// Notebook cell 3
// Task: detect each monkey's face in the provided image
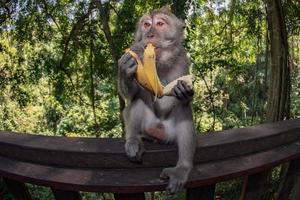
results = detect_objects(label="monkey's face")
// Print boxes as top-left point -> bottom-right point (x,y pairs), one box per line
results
135,12 -> 185,56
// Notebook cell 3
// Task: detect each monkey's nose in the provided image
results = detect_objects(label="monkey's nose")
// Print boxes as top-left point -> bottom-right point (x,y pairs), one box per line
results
147,33 -> 154,38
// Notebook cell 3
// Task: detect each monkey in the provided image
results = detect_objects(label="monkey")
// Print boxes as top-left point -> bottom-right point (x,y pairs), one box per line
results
118,6 -> 196,193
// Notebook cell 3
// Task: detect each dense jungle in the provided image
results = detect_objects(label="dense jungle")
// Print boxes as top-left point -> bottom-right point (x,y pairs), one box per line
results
0,0 -> 299,199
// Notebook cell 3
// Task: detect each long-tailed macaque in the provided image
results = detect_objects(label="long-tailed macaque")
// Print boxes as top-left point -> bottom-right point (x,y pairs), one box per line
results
118,6 -> 196,193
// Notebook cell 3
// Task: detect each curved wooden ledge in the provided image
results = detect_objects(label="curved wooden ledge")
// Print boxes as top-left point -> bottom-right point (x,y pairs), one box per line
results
0,119 -> 300,193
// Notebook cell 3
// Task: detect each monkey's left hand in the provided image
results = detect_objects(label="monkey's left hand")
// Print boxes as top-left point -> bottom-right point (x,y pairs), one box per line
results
172,80 -> 194,102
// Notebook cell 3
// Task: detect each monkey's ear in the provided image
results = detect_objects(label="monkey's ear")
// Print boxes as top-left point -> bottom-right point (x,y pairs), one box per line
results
134,24 -> 142,42
180,19 -> 186,30
134,15 -> 147,43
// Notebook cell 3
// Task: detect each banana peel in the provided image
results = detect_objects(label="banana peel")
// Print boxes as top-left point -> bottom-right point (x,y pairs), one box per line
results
126,43 -> 195,98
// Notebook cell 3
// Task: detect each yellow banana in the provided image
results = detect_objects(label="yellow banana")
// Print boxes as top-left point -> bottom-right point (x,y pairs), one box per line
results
142,43 -> 164,97
126,43 -> 163,98
125,43 -> 195,98
125,48 -> 150,92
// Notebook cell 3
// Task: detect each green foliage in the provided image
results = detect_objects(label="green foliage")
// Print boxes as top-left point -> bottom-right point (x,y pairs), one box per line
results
216,178 -> 243,200
1,0 -> 299,135
27,184 -> 54,200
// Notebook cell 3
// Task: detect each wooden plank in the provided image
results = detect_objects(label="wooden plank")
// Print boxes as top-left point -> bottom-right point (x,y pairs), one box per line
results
0,141 -> 299,193
240,170 -> 269,200
4,178 -> 32,200
51,189 -> 81,200
0,120 -> 299,169
114,193 -> 145,200
186,184 -> 215,200
277,158 -> 300,200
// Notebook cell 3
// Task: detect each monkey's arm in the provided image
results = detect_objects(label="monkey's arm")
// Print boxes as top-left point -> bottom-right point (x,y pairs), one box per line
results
117,53 -> 140,101
168,55 -> 194,103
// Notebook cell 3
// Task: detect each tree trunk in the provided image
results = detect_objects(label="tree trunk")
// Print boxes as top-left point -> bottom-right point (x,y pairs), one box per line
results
251,0 -> 291,198
95,0 -> 126,136
265,1 -> 297,199
265,0 -> 290,122
171,0 -> 188,20
89,23 -> 98,136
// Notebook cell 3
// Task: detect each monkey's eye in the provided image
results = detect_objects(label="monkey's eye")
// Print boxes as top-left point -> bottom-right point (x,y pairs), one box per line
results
144,22 -> 151,28
157,21 -> 164,27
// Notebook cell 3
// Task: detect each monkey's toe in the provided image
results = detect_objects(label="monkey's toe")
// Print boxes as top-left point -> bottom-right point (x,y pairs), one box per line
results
127,155 -> 143,164
167,180 -> 184,194
160,167 -> 188,193
125,140 -> 144,164
160,167 -> 172,180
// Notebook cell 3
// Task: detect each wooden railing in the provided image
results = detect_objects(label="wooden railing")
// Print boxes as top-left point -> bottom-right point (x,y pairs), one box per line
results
0,119 -> 300,200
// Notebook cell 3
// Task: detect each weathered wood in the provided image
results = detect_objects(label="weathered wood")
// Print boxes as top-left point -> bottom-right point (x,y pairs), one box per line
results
186,184 -> 215,200
0,120 -> 299,195
0,120 -> 299,169
241,170 -> 269,200
0,141 -> 299,193
277,158 -> 300,200
4,178 -> 32,200
51,189 -> 81,200
114,193 -> 145,200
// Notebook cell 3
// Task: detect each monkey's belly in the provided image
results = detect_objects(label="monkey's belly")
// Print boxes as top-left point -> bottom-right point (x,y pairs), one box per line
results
145,122 -> 167,140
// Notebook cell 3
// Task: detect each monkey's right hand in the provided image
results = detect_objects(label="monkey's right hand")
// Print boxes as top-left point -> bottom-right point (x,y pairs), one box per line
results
118,53 -> 137,79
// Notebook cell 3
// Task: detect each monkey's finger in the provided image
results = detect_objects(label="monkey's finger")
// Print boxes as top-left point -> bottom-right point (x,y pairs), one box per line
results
183,83 -> 194,97
168,181 -> 184,194
121,57 -> 137,77
128,155 -> 142,164
179,80 -> 194,98
181,80 -> 193,93
173,86 -> 184,100
126,64 -> 137,77
136,145 -> 145,160
130,43 -> 144,53
177,81 -> 189,99
134,154 -> 143,163
167,184 -> 177,194
127,149 -> 143,164
125,141 -> 139,155
160,174 -> 169,180
159,172 -> 169,180
127,58 -> 137,69
160,168 -> 171,180
122,55 -> 137,68
176,183 -> 184,193
118,53 -> 132,65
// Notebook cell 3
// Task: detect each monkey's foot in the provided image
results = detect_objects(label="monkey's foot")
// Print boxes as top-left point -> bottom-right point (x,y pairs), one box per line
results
160,166 -> 190,194
125,139 -> 144,163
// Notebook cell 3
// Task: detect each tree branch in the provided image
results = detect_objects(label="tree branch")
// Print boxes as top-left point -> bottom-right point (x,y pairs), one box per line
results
94,0 -> 126,136
40,0 -> 64,36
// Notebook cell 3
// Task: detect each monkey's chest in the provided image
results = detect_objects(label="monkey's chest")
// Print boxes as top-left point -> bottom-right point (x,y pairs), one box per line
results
153,96 -> 177,118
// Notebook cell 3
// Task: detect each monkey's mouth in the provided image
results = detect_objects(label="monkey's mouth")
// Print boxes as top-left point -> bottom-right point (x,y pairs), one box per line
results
144,44 -> 161,53
154,47 -> 160,53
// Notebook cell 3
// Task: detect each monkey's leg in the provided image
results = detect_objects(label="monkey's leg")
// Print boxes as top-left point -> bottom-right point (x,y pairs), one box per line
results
124,99 -> 158,163
123,100 -> 144,163
160,107 -> 196,193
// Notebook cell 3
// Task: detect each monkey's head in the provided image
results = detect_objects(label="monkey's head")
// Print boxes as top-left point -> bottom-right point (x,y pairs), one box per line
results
134,6 -> 185,64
